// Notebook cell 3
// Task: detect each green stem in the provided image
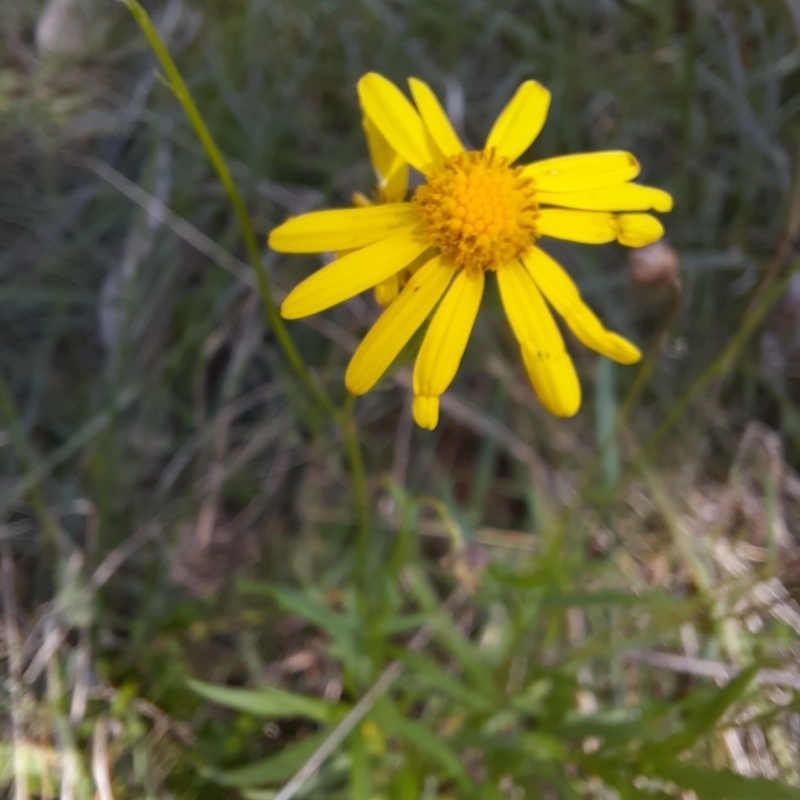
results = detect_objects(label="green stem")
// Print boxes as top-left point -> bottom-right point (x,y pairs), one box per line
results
123,0 -> 374,592
123,0 -> 331,414
342,394 -> 370,567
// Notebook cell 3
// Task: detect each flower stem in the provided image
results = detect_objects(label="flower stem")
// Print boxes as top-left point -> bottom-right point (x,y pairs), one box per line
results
123,0 -> 372,587
122,0 -> 332,415
342,394 -> 371,575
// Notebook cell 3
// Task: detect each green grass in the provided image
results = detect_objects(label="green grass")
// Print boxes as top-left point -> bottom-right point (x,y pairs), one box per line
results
2,0 -> 800,797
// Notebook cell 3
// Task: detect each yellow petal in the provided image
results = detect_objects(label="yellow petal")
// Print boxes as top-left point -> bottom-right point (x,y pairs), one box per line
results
523,151 -> 640,191
373,273 -> 401,307
413,395 -> 440,430
485,80 -> 551,163
413,270 -> 484,398
384,161 -> 410,202
358,72 -> 435,175
269,204 -> 419,253
520,346 -> 581,418
408,77 -> 464,159
523,248 -> 641,364
281,229 -> 430,319
536,209 -> 618,244
497,260 -> 581,417
617,213 -> 665,247
347,257 -> 455,395
363,115 -> 409,202
363,115 -> 399,183
537,183 -> 673,213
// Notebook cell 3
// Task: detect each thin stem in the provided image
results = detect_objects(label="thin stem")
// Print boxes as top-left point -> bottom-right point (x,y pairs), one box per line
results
342,394 -> 370,569
122,0 -> 332,414
122,0 -> 374,592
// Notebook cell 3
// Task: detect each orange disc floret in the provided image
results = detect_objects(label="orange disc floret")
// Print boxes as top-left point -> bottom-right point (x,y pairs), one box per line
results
413,148 -> 538,274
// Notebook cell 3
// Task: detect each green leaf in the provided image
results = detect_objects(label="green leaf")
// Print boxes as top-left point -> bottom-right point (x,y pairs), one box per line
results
350,724 -> 370,800
376,613 -> 430,636
641,664 -> 759,764
214,731 -> 329,787
554,710 -> 655,748
425,617 -> 497,700
375,702 -> 470,788
188,678 -> 339,723
523,732 -> 568,761
262,586 -> 356,644
397,649 -> 492,712
237,583 -> 366,678
511,678 -> 552,716
391,569 -> 495,700
651,764 -> 800,800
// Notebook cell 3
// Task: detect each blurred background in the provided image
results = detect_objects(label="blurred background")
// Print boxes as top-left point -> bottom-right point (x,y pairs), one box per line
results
3,0 -> 800,797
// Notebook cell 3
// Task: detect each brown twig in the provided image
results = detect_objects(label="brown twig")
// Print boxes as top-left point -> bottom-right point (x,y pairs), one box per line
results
78,154 -> 253,285
90,522 -> 162,590
91,719 -> 115,800
626,650 -> 800,691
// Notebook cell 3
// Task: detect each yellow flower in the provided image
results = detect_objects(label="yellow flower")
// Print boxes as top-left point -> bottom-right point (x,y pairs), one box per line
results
269,73 -> 672,430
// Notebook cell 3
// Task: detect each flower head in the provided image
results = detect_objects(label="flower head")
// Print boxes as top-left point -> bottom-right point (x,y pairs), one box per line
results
416,149 -> 538,274
269,73 -> 672,429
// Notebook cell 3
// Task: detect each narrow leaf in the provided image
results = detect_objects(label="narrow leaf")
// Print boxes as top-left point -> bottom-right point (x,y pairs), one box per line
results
641,665 -> 759,763
214,731 -> 330,787
188,679 -> 338,723
554,712 -> 654,748
397,649 -> 492,712
376,702 -> 470,787
267,586 -> 356,644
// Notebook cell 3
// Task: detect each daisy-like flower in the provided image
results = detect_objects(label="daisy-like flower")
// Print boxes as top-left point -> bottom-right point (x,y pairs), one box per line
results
269,73 -> 672,429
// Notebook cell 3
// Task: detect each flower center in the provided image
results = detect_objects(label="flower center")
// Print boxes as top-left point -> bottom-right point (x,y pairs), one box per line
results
413,149 -> 538,273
